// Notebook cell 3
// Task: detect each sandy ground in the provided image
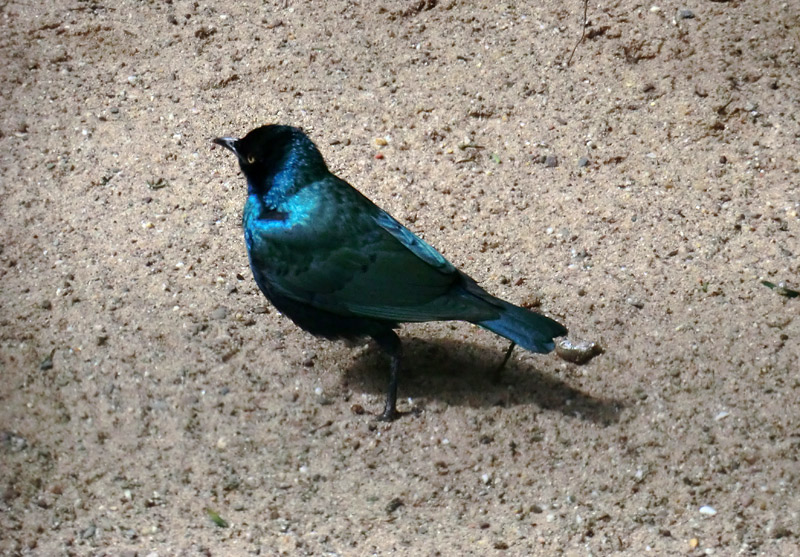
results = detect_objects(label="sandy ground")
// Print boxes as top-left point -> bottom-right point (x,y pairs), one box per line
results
1,0 -> 799,555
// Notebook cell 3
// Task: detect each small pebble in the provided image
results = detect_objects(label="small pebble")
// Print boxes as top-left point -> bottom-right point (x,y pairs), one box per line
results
385,497 -> 404,513
770,524 -> 792,539
555,339 -> 603,365
699,505 -> 717,516
626,297 -> 645,309
210,306 -> 228,320
678,9 -> 695,19
81,524 -> 96,539
544,154 -> 558,168
577,157 -> 589,167
39,350 -> 55,371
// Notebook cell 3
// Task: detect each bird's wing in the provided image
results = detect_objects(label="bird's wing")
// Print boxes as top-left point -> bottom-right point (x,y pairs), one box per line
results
247,182 -> 498,323
371,211 -> 456,275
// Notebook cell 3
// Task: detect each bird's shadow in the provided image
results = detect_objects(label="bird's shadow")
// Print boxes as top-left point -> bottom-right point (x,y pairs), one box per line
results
342,337 -> 624,425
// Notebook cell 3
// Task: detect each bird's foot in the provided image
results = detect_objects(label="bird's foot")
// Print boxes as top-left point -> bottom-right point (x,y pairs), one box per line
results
377,405 -> 401,422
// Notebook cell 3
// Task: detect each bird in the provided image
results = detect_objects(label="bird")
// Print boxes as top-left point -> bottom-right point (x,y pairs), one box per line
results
213,125 -> 567,420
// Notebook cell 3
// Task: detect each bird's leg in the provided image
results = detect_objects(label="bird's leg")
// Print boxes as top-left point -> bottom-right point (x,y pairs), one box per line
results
492,341 -> 516,384
381,351 -> 401,421
373,330 -> 402,421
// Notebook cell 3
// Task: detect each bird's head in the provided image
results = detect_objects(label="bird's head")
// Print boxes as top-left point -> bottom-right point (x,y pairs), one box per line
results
213,125 -> 326,194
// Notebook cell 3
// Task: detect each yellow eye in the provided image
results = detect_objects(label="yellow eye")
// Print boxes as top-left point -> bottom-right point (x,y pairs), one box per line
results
246,155 -> 256,164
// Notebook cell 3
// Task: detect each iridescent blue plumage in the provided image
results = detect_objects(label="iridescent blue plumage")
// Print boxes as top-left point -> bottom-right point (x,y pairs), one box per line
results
214,125 -> 567,420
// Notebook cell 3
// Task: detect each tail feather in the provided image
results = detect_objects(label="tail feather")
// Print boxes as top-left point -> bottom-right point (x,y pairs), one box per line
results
476,297 -> 567,353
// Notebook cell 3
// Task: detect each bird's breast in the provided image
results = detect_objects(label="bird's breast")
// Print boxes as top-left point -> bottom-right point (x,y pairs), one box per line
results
242,191 -> 325,282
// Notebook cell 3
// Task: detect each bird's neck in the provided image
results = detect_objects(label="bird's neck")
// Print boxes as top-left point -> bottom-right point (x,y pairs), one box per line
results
248,145 -> 328,202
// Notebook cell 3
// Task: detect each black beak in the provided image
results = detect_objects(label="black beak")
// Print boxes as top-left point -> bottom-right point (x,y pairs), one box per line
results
213,136 -> 240,157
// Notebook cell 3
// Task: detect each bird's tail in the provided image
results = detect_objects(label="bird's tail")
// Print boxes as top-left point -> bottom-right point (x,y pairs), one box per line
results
475,297 -> 567,354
